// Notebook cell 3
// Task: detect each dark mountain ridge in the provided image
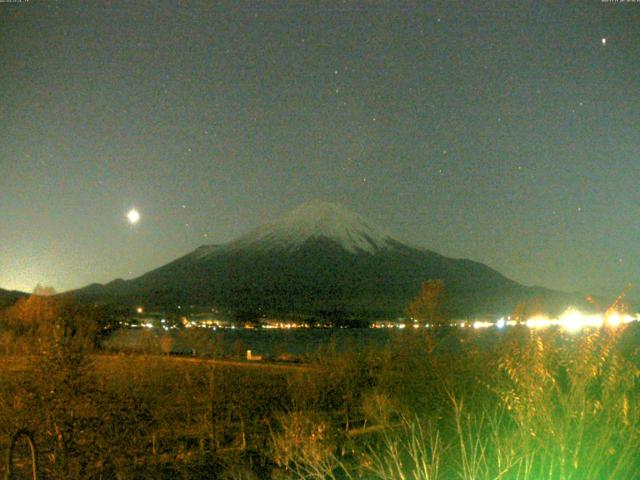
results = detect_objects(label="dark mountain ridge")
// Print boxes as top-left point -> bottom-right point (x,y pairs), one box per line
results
0,288 -> 28,309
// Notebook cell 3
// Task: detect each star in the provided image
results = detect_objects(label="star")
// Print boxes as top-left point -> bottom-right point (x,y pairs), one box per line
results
601,38 -> 607,45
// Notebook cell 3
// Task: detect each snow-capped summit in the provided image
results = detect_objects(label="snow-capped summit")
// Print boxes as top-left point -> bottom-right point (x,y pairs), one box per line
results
200,201 -> 399,257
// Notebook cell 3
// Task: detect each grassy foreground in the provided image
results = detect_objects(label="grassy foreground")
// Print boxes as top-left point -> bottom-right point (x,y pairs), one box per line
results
0,325 -> 638,479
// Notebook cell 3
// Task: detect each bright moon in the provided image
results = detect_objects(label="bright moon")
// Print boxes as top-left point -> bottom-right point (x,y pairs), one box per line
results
127,208 -> 141,225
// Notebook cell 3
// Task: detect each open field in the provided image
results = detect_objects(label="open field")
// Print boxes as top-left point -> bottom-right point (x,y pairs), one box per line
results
0,325 -> 639,479
2,353 -> 319,375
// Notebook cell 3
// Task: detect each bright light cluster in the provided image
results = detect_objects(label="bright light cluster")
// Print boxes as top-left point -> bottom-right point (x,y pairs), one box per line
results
472,309 -> 639,332
473,321 -> 493,329
375,310 -> 639,332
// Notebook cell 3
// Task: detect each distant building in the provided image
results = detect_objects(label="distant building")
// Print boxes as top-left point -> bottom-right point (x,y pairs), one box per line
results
246,350 -> 262,361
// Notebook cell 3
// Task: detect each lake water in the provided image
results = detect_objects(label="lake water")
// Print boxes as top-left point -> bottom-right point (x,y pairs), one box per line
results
107,327 -> 398,358
105,326 -> 506,358
105,323 -> 640,359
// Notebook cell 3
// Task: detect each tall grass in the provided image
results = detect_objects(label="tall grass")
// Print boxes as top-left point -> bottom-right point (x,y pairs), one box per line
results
494,327 -> 639,479
283,326 -> 640,479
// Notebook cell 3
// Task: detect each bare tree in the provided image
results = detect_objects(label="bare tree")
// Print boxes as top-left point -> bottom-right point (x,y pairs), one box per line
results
405,280 -> 445,326
1,286 -> 58,339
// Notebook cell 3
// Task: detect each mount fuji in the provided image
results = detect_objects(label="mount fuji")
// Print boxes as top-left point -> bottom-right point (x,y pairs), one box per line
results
74,201 -> 580,321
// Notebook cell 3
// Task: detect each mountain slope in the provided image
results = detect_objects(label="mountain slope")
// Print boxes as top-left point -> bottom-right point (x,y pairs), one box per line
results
74,202 -> 584,320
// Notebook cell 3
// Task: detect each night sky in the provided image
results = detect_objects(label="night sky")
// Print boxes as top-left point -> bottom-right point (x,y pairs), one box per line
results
1,1 -> 638,298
